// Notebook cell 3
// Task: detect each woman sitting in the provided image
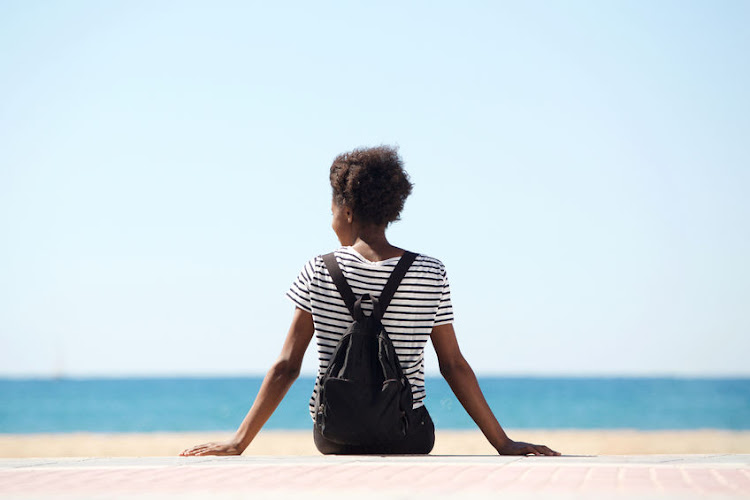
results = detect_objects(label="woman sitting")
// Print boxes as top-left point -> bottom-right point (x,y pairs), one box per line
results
181,145 -> 559,456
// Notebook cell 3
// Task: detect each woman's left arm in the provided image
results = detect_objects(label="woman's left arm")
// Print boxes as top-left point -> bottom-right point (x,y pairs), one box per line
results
180,307 -> 315,456
431,323 -> 559,456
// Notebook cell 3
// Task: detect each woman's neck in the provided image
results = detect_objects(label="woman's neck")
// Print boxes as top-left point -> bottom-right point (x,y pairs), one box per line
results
350,227 -> 403,262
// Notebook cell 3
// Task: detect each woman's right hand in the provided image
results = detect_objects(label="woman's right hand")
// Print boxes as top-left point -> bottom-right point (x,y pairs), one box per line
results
180,440 -> 243,456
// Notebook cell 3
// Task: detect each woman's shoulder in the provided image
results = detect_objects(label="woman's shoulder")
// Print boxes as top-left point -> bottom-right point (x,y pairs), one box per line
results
410,252 -> 448,277
326,247 -> 448,277
412,251 -> 446,267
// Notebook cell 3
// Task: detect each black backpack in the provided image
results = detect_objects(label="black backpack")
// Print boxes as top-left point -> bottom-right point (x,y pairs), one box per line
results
314,251 -> 418,446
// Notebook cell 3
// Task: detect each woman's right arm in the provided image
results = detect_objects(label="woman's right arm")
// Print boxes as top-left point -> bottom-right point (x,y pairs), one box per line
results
180,307 -> 315,456
430,323 -> 559,456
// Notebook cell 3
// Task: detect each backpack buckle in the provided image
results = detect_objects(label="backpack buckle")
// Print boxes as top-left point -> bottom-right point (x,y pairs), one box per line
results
353,294 -> 382,321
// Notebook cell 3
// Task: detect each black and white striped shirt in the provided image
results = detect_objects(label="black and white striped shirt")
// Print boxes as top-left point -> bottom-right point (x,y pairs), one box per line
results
286,246 -> 454,420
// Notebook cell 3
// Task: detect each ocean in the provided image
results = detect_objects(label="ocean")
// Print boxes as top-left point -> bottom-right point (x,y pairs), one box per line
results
1,377 -> 748,434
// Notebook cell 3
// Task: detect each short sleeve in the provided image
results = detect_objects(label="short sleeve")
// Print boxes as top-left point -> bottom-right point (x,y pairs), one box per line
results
286,258 -> 316,313
434,267 -> 454,326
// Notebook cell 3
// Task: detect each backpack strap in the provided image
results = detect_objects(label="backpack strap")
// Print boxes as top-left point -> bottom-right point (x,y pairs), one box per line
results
322,252 -> 357,316
322,251 -> 418,321
378,251 -> 417,314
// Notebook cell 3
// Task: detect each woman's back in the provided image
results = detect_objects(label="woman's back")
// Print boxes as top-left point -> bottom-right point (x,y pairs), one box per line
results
287,246 -> 454,416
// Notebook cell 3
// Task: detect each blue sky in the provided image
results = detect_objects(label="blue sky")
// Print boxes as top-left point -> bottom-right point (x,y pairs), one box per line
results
1,1 -> 748,377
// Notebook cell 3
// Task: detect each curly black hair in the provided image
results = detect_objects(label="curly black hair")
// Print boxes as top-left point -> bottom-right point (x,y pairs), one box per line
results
330,145 -> 413,226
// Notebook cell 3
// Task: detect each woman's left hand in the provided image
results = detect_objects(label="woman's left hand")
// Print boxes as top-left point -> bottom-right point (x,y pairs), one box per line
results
496,439 -> 560,456
180,440 -> 243,456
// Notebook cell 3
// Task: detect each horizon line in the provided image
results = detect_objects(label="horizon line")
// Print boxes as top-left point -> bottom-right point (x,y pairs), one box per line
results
1,372 -> 749,381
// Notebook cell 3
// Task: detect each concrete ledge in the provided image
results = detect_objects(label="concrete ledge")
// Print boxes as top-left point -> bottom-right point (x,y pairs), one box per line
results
1,455 -> 749,499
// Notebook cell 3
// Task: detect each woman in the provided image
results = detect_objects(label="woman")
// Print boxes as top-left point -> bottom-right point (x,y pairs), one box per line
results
181,146 -> 559,456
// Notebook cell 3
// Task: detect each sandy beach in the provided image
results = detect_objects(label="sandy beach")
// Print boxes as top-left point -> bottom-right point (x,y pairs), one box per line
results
1,429 -> 749,457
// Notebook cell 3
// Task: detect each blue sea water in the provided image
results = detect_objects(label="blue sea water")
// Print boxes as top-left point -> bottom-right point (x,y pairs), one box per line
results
0,377 -> 748,433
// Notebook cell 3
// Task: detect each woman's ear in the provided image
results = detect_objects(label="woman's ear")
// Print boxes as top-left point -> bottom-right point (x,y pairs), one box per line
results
345,207 -> 353,224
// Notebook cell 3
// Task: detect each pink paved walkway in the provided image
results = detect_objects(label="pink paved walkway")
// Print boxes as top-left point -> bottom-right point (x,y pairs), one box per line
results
1,454 -> 749,499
